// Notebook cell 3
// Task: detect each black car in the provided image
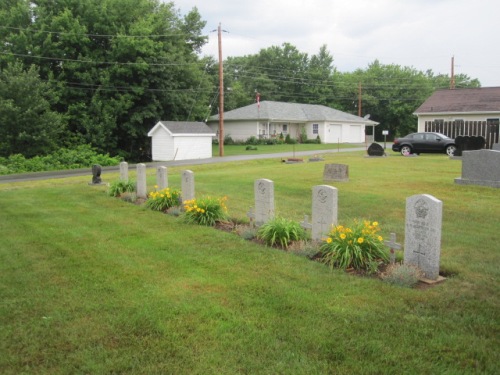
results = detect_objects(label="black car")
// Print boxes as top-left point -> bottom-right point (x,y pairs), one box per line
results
392,132 -> 456,156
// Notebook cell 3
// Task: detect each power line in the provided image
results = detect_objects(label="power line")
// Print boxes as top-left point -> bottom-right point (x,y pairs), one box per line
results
0,25 -> 192,39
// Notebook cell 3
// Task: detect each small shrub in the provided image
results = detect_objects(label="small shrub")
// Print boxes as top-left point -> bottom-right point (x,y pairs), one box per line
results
245,145 -> 258,151
183,196 -> 228,226
145,186 -> 182,212
381,263 -> 423,288
257,216 -> 307,249
320,219 -> 388,271
239,227 -> 257,240
245,136 -> 259,145
108,180 -> 136,197
224,134 -> 235,145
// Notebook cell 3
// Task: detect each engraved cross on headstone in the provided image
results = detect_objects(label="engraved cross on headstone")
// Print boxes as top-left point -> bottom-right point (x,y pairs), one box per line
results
384,232 -> 401,264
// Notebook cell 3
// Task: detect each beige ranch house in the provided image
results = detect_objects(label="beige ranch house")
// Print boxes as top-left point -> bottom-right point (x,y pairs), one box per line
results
207,101 -> 378,144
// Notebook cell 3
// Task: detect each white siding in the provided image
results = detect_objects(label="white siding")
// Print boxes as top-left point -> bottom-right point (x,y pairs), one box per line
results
172,136 -> 212,160
151,127 -> 175,161
151,128 -> 213,161
208,121 -> 259,142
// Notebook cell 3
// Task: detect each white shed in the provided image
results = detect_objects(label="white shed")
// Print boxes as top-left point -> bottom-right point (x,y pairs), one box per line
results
148,121 -> 215,161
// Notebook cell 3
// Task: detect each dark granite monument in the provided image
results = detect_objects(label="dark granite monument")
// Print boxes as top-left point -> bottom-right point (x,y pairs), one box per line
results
454,136 -> 485,156
367,143 -> 386,157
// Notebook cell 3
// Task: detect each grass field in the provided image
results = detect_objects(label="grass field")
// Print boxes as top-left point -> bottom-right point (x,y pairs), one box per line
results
1,151 -> 499,374
212,142 -> 365,156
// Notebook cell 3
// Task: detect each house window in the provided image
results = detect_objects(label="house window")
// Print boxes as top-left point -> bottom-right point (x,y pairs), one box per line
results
282,124 -> 288,132
313,124 -> 319,134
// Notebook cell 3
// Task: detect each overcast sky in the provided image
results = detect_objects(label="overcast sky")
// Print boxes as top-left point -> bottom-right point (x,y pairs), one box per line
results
170,0 -> 499,87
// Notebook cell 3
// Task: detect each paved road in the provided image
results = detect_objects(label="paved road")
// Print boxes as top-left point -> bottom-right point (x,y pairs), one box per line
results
0,146 -> 367,183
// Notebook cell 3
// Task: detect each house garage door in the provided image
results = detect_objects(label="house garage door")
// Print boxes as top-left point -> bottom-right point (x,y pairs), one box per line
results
328,124 -> 342,143
349,125 -> 362,143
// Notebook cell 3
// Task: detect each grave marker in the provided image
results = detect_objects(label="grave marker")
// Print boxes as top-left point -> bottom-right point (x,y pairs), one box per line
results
367,143 -> 386,157
157,166 -> 168,190
323,164 -> 349,182
254,179 -> 275,226
136,163 -> 147,199
181,170 -> 195,202
454,149 -> 500,188
309,185 -> 337,240
119,161 -> 128,182
90,164 -> 102,185
404,194 -> 443,281
384,233 -> 401,264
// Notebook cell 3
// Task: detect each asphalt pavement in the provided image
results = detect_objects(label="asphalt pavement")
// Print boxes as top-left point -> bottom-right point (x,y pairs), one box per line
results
0,146 -> 367,184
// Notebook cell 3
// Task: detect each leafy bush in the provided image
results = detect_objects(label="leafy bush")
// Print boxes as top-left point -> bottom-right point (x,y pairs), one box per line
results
0,145 -> 121,175
224,134 -> 235,145
183,196 -> 228,226
245,136 -> 259,145
245,145 -> 258,151
381,263 -> 423,288
320,220 -> 388,271
145,186 -> 182,212
108,180 -> 136,197
257,216 -> 307,249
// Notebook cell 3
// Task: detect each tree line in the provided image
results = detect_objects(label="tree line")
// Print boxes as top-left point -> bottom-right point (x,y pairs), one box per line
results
0,0 -> 480,161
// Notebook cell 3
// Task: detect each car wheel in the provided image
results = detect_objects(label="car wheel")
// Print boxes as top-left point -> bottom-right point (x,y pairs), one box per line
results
446,145 -> 456,157
400,145 -> 412,156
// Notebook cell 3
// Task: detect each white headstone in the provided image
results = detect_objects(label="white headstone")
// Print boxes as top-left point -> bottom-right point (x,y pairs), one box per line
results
157,166 -> 168,190
136,163 -> 147,199
181,170 -> 195,202
311,185 -> 338,240
254,179 -> 275,225
119,161 -> 128,181
404,194 -> 442,280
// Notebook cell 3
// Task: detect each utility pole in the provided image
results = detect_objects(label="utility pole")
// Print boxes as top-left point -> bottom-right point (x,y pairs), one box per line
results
450,56 -> 456,89
217,23 -> 224,156
358,82 -> 362,117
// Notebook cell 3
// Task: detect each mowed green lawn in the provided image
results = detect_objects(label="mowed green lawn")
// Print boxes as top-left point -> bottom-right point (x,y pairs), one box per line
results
0,151 -> 498,374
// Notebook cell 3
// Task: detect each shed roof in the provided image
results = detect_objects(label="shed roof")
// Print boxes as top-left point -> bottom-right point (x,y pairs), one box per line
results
148,121 -> 215,136
414,87 -> 500,114
208,101 -> 378,125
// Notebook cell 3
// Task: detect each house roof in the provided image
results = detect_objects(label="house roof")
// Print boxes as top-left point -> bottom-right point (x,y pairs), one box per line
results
208,101 -> 379,125
414,87 -> 500,114
148,121 -> 215,136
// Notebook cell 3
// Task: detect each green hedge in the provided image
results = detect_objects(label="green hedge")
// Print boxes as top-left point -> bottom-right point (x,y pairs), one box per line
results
0,145 -> 121,175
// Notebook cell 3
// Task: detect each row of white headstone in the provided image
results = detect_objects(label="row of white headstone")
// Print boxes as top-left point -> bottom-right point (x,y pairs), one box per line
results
117,163 -> 443,281
119,162 -> 195,202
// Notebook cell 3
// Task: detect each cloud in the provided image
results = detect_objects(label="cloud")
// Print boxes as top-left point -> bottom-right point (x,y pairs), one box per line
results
171,0 -> 500,86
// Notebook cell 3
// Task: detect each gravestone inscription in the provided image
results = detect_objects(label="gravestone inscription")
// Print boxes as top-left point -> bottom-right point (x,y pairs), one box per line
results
309,185 -> 338,240
404,194 -> 443,280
